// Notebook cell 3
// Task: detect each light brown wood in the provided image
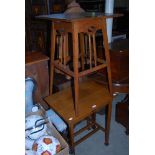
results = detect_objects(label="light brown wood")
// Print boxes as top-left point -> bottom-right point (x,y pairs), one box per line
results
88,34 -> 92,68
49,23 -> 56,95
59,35 -> 63,63
63,34 -> 67,65
101,20 -> 113,96
45,79 -> 112,152
44,79 -> 112,125
79,33 -> 85,70
79,63 -> 107,77
92,34 -> 97,66
72,22 -> 80,116
53,61 -> 74,77
37,12 -> 119,153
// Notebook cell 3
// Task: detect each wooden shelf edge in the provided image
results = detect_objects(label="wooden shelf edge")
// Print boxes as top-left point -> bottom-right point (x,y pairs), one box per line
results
44,79 -> 112,124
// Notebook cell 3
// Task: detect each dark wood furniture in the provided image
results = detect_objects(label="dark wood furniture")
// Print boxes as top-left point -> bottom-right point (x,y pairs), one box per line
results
115,94 -> 129,135
52,0 -> 66,13
25,52 -> 50,99
110,39 -> 129,93
25,0 -> 50,53
25,0 -> 53,54
96,39 -> 129,94
77,0 -> 105,12
107,39 -> 129,134
37,12 -> 121,153
25,0 -> 66,54
108,39 -> 129,135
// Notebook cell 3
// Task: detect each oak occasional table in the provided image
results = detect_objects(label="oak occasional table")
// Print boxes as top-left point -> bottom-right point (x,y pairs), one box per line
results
37,12 -> 122,154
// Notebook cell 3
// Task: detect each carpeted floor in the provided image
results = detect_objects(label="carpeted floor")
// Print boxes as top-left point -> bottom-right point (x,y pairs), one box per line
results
73,93 -> 129,155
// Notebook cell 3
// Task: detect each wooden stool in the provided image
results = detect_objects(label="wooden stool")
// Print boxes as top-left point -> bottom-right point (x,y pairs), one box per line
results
45,79 -> 112,154
37,12 -> 121,154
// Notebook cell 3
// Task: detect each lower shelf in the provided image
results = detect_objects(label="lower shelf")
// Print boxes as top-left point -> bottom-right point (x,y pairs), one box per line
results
44,79 -> 112,125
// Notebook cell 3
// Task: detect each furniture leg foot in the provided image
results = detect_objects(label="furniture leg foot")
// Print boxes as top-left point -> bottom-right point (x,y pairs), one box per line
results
69,147 -> 75,155
104,142 -> 109,145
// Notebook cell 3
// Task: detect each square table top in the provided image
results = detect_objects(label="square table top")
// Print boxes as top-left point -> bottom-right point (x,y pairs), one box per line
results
36,12 -> 122,22
44,79 -> 112,124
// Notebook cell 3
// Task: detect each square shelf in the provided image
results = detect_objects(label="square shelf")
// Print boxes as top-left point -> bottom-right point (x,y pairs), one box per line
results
44,79 -> 112,125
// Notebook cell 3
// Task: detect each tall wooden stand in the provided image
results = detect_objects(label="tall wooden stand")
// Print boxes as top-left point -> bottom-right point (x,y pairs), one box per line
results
37,13 -> 121,154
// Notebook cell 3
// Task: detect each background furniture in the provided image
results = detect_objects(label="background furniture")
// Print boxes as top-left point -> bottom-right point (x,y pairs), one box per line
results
89,38 -> 129,134
103,39 -> 129,133
109,39 -> 129,93
25,0 -> 49,53
25,52 -> 49,103
91,39 -> 129,94
77,0 -> 105,12
115,94 -> 129,135
25,0 -> 66,54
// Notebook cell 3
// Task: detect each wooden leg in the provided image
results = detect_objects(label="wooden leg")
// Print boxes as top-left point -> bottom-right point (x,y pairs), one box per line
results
92,34 -> 97,66
101,19 -> 113,96
86,116 -> 92,130
68,124 -> 75,154
105,103 -> 112,145
49,24 -> 56,95
72,29 -> 79,116
59,35 -> 63,63
88,34 -> 92,68
91,113 -> 97,129
63,34 -> 68,66
84,34 -> 88,65
79,33 -> 85,70
86,113 -> 97,130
